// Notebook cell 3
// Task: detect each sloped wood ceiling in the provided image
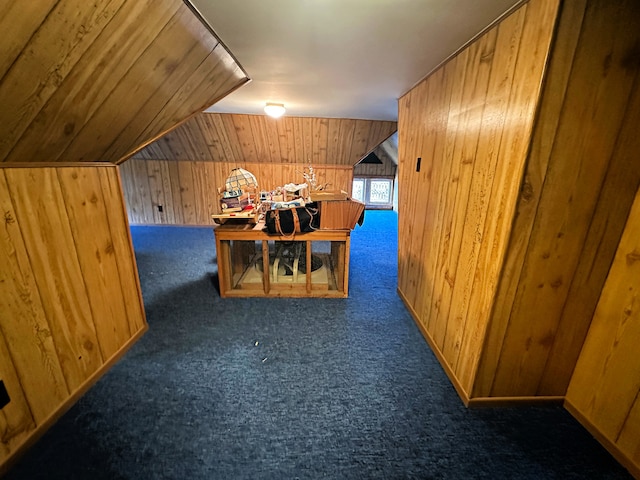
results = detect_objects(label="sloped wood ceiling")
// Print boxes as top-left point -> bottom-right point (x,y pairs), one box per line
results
0,0 -> 249,165
133,113 -> 397,166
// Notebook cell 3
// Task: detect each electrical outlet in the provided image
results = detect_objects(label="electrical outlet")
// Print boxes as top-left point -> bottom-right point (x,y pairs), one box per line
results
0,380 -> 10,409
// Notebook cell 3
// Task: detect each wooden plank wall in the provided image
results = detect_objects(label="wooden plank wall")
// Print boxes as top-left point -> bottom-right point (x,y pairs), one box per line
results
0,165 -> 146,472
120,159 -> 354,225
565,186 -> 640,479
354,145 -> 397,178
397,0 -> 560,398
474,0 -> 640,399
0,0 -> 249,165
132,113 -> 397,166
122,113 -> 395,225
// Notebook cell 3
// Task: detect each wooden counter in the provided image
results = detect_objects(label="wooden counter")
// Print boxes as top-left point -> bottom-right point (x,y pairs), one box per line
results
214,222 -> 351,298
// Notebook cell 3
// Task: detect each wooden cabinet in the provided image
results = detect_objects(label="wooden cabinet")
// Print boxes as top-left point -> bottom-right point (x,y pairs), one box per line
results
214,223 -> 351,298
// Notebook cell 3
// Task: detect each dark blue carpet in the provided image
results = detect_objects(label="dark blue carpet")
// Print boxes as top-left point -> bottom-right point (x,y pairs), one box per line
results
6,211 -> 632,479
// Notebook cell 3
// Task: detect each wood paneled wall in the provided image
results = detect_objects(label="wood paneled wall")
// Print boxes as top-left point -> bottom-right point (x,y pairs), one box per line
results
399,0 -> 640,472
397,0 -> 560,397
120,159 -> 354,225
123,112 -> 395,225
564,186 -> 640,479
0,165 -> 146,472
0,0 -> 248,165
474,0 -> 640,398
0,0 -> 248,471
132,113 -> 397,166
354,145 -> 397,178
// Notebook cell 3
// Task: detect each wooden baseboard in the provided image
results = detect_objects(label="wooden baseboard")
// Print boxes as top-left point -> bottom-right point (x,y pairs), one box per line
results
467,396 -> 564,408
0,325 -> 148,477
397,287 -> 472,406
397,288 -> 638,478
564,399 -> 640,480
397,287 -> 567,409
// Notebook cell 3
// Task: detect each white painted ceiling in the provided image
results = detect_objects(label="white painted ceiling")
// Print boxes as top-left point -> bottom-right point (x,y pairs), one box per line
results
190,0 -> 523,121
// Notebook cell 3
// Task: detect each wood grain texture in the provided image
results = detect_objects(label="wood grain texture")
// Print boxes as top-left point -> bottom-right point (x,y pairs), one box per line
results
133,113 -> 397,166
473,0 -> 589,398
0,172 -> 69,423
477,0 -> 640,397
566,185 -> 640,470
353,145 -> 397,178
397,0 -> 559,395
0,165 -> 146,468
536,0 -> 640,396
5,167 -> 104,392
0,329 -> 36,463
0,0 -> 248,165
119,159 -> 355,225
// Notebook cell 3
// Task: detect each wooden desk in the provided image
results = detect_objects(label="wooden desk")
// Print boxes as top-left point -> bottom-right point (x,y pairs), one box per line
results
214,222 -> 351,298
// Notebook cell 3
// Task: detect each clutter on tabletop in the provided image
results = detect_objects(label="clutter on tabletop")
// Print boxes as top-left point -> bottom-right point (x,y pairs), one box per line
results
217,164 -> 333,218
219,167 -> 259,213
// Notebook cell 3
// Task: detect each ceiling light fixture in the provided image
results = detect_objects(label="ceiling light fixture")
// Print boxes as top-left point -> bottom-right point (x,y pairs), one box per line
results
264,102 -> 286,118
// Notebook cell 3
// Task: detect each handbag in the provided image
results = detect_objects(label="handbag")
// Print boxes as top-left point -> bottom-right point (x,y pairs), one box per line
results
265,205 -> 319,238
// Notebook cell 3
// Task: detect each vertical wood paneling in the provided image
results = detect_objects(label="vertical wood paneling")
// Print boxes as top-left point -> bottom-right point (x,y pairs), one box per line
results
265,117 -> 283,163
177,161 -> 197,225
121,113 -> 394,225
133,113 -> 397,166
397,83 -> 423,310
458,0 -> 561,390
412,66 -> 454,332
397,0 -> 560,395
353,145 -> 397,177
146,160 -> 165,224
124,159 -> 156,224
57,167 -> 134,359
472,0 -> 589,398
478,0 -> 640,397
566,186 -> 640,475
0,165 -> 146,469
326,118 -> 342,164
277,119 -> 294,163
618,398 -> 640,469
441,29 -> 496,368
0,329 -> 36,461
98,167 -> 146,334
120,159 -> 354,225
5,168 -> 104,391
537,0 -> 640,395
0,172 -> 69,422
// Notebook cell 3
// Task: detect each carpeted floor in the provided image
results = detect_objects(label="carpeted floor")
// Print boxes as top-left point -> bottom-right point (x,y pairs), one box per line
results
6,210 -> 633,479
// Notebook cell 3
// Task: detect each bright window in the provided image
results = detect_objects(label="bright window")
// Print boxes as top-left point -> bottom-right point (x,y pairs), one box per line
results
352,177 -> 394,209
369,179 -> 392,204
352,179 -> 365,203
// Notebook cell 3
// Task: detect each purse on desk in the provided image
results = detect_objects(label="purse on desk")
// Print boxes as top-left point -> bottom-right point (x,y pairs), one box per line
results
265,205 -> 319,239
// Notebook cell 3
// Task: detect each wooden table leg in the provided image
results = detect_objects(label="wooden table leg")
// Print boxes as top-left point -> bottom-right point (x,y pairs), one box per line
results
262,240 -> 270,294
306,240 -> 312,293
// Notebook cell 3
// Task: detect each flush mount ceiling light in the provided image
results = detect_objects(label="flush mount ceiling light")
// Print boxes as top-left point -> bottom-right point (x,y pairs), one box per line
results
264,102 -> 286,118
